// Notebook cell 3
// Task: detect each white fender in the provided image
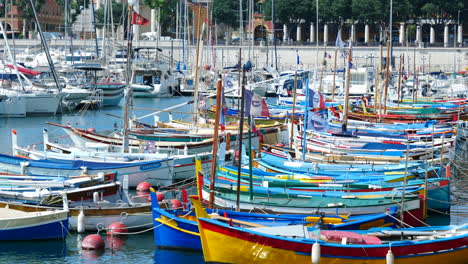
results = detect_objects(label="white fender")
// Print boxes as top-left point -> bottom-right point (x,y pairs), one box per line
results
20,162 -> 29,175
93,192 -> 100,204
11,129 -> 18,155
77,209 -> 86,233
386,249 -> 394,264
43,128 -> 49,151
311,241 -> 321,264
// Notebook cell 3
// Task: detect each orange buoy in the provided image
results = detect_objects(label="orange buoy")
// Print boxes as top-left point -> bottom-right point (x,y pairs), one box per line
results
107,222 -> 128,236
170,199 -> 182,209
136,182 -> 151,192
276,143 -> 285,147
445,164 -> 451,178
82,234 -> 105,250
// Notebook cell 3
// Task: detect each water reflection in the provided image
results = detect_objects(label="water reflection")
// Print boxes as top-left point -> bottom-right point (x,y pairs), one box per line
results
0,239 -> 67,261
154,248 -> 205,264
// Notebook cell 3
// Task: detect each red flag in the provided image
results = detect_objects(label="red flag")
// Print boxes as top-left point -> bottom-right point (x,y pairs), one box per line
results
131,12 -> 149,25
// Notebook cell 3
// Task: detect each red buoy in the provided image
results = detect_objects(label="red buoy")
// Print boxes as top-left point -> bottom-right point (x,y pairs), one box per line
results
82,234 -> 105,250
107,222 -> 128,236
86,127 -> 96,133
276,143 -> 285,147
106,235 -> 127,250
170,199 -> 182,209
136,182 -> 151,192
156,192 -> 165,202
137,191 -> 150,200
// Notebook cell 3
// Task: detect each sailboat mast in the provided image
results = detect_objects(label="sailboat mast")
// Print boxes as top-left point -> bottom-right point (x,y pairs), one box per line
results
343,44 -> 351,125
208,80 -> 223,209
331,48 -> 337,101
91,0 -> 99,57
235,68 -> 246,211
191,7 -> 203,128
301,76 -> 311,160
27,0 -> 61,92
289,66 -> 298,149
122,4 -> 134,153
383,39 -> 391,115
0,16 -> 25,91
397,55 -> 403,104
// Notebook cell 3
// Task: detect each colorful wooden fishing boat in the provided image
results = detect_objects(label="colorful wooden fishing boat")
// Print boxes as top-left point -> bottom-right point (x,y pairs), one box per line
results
0,152 -> 174,188
199,185 -> 425,226
196,214 -> 468,264
0,199 -> 69,240
150,191 -> 398,251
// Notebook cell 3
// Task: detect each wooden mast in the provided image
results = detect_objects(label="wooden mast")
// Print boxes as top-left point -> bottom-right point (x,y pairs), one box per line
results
331,49 -> 338,101
375,44 -> 382,118
235,67 -> 246,211
383,39 -> 391,115
192,7 -> 203,129
122,3 -> 134,153
289,72 -> 298,149
343,44 -> 352,125
208,80 -> 223,209
397,55 -> 403,105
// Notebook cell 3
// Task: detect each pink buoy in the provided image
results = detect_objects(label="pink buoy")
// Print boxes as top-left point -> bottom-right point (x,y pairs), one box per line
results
86,127 -> 96,133
170,199 -> 182,209
107,222 -> 128,236
156,192 -> 165,202
136,182 -> 151,192
82,234 -> 105,250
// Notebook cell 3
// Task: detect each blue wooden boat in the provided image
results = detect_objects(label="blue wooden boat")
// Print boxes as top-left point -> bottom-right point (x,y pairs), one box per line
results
0,201 -> 69,240
0,153 -> 174,187
150,190 -> 399,251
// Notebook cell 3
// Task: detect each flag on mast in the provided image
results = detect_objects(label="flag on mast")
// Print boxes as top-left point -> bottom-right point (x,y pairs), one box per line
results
335,29 -> 346,49
131,12 -> 149,25
245,90 -> 270,117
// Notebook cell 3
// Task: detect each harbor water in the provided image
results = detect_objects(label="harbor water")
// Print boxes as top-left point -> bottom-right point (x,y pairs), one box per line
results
0,96 -> 465,263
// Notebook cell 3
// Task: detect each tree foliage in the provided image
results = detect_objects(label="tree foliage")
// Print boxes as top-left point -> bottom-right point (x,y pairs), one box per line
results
213,0 -> 240,28
263,0 -> 314,25
56,0 -> 87,25
95,1 -> 127,30
143,0 -> 178,35
15,0 -> 46,32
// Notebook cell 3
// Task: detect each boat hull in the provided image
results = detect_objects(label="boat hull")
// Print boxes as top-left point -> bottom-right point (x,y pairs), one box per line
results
198,218 -> 468,264
0,209 -> 68,240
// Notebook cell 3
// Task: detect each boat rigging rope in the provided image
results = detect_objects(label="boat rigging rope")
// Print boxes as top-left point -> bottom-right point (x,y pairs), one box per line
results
95,209 -> 194,235
384,212 -> 413,228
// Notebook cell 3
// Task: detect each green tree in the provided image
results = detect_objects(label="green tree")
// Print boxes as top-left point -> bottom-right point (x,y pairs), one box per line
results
144,0 -> 178,36
16,0 -> 46,33
95,1 -> 128,30
264,0 -> 314,39
56,0 -> 87,25
213,0 -> 240,28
